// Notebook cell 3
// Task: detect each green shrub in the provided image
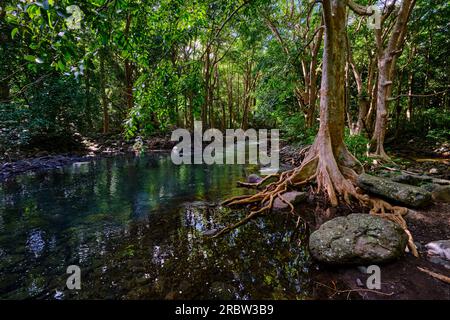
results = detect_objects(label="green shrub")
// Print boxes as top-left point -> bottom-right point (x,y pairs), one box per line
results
344,129 -> 371,163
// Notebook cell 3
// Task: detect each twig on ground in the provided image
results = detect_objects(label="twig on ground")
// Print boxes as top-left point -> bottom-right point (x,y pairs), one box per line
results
417,267 -> 450,284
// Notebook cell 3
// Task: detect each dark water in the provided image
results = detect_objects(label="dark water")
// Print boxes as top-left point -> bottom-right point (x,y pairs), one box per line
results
0,153 -> 312,299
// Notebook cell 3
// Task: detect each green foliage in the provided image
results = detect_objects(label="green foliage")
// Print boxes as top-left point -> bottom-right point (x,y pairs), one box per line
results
344,129 -> 371,164
282,113 -> 316,145
0,75 -> 95,152
0,0 -> 448,157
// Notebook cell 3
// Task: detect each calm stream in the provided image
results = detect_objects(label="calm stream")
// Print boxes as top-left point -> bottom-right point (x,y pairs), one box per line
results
0,153 -> 312,299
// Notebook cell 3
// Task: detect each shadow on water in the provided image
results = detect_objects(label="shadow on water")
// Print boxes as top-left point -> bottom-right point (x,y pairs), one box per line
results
0,153 -> 312,299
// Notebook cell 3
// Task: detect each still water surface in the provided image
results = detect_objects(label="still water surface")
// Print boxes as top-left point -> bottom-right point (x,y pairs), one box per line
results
0,153 -> 312,299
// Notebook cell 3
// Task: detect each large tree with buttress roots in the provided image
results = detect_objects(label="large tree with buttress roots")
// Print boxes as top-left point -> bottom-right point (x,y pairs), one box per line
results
218,0 -> 417,256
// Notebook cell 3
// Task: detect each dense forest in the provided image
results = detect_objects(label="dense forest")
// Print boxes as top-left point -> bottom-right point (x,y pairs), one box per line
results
0,0 -> 449,302
1,0 -> 448,153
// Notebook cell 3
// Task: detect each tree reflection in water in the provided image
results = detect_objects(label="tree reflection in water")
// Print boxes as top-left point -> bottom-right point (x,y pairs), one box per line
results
0,154 -> 311,299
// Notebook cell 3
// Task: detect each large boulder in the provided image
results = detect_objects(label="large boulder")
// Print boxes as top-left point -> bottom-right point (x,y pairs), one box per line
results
309,214 -> 408,265
357,173 -> 432,207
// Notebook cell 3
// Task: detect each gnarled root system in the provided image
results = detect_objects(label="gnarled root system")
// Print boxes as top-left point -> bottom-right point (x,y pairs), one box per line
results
215,142 -> 418,257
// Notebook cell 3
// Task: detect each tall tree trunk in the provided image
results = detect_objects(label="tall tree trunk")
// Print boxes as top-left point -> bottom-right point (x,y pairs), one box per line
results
394,73 -> 404,138
306,24 -> 324,128
406,71 -> 414,121
370,0 -> 416,158
100,49 -> 109,134
227,67 -> 234,128
296,0 -> 362,206
85,65 -> 92,130
347,33 -> 369,135
124,13 -> 134,112
241,61 -> 250,130
202,46 -> 211,129
124,60 -> 133,110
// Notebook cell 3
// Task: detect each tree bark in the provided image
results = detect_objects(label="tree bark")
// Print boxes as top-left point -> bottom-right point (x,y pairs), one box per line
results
370,0 -> 416,158
297,0 -> 362,206
100,49 -> 109,134
124,13 -> 134,112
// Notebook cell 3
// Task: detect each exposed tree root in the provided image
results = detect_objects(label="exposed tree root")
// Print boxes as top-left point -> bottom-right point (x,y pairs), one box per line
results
236,173 -> 279,188
215,142 -> 418,257
417,267 -> 450,285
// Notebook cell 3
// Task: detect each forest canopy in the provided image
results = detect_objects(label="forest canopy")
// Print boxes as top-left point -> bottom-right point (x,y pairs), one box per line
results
0,0 -> 448,154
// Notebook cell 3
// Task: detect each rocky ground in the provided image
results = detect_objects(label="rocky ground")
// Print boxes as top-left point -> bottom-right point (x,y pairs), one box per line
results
1,135 -> 449,299
279,140 -> 450,300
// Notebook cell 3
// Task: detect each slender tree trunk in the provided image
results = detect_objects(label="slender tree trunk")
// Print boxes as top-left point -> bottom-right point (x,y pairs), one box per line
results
347,33 -> 368,135
85,65 -> 92,130
227,67 -> 234,128
394,73 -> 404,137
202,46 -> 211,129
0,9 -> 10,104
237,73 -> 240,125
306,25 -> 324,128
100,49 -> 109,134
188,92 -> 194,131
407,71 -> 414,121
371,53 -> 390,157
124,14 -> 134,112
241,61 -> 250,130
370,0 -> 416,158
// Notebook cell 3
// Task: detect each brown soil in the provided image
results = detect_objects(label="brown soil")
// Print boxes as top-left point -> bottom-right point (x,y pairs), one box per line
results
284,138 -> 450,300
312,255 -> 450,300
308,202 -> 450,300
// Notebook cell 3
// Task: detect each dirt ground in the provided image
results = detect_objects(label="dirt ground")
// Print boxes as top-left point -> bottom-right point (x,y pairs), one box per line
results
310,202 -> 450,300
306,140 -> 450,300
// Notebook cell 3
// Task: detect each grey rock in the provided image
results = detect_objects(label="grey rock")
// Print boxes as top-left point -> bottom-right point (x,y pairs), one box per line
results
357,173 -> 432,207
427,256 -> 450,269
391,174 -> 434,186
426,240 -> 450,260
247,174 -> 262,183
356,278 -> 364,287
309,214 -> 408,265
431,185 -> 450,203
270,191 -> 307,210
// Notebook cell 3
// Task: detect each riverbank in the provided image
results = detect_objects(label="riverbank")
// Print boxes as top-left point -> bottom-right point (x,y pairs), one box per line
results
0,134 -> 176,181
1,136 -> 449,300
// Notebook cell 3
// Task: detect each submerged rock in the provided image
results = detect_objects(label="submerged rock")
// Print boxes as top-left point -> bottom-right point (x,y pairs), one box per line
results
210,282 -> 236,300
309,214 -> 408,265
425,240 -> 450,269
426,240 -> 450,260
268,191 -> 307,210
357,173 -> 432,207
247,174 -> 262,183
202,229 -> 219,237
